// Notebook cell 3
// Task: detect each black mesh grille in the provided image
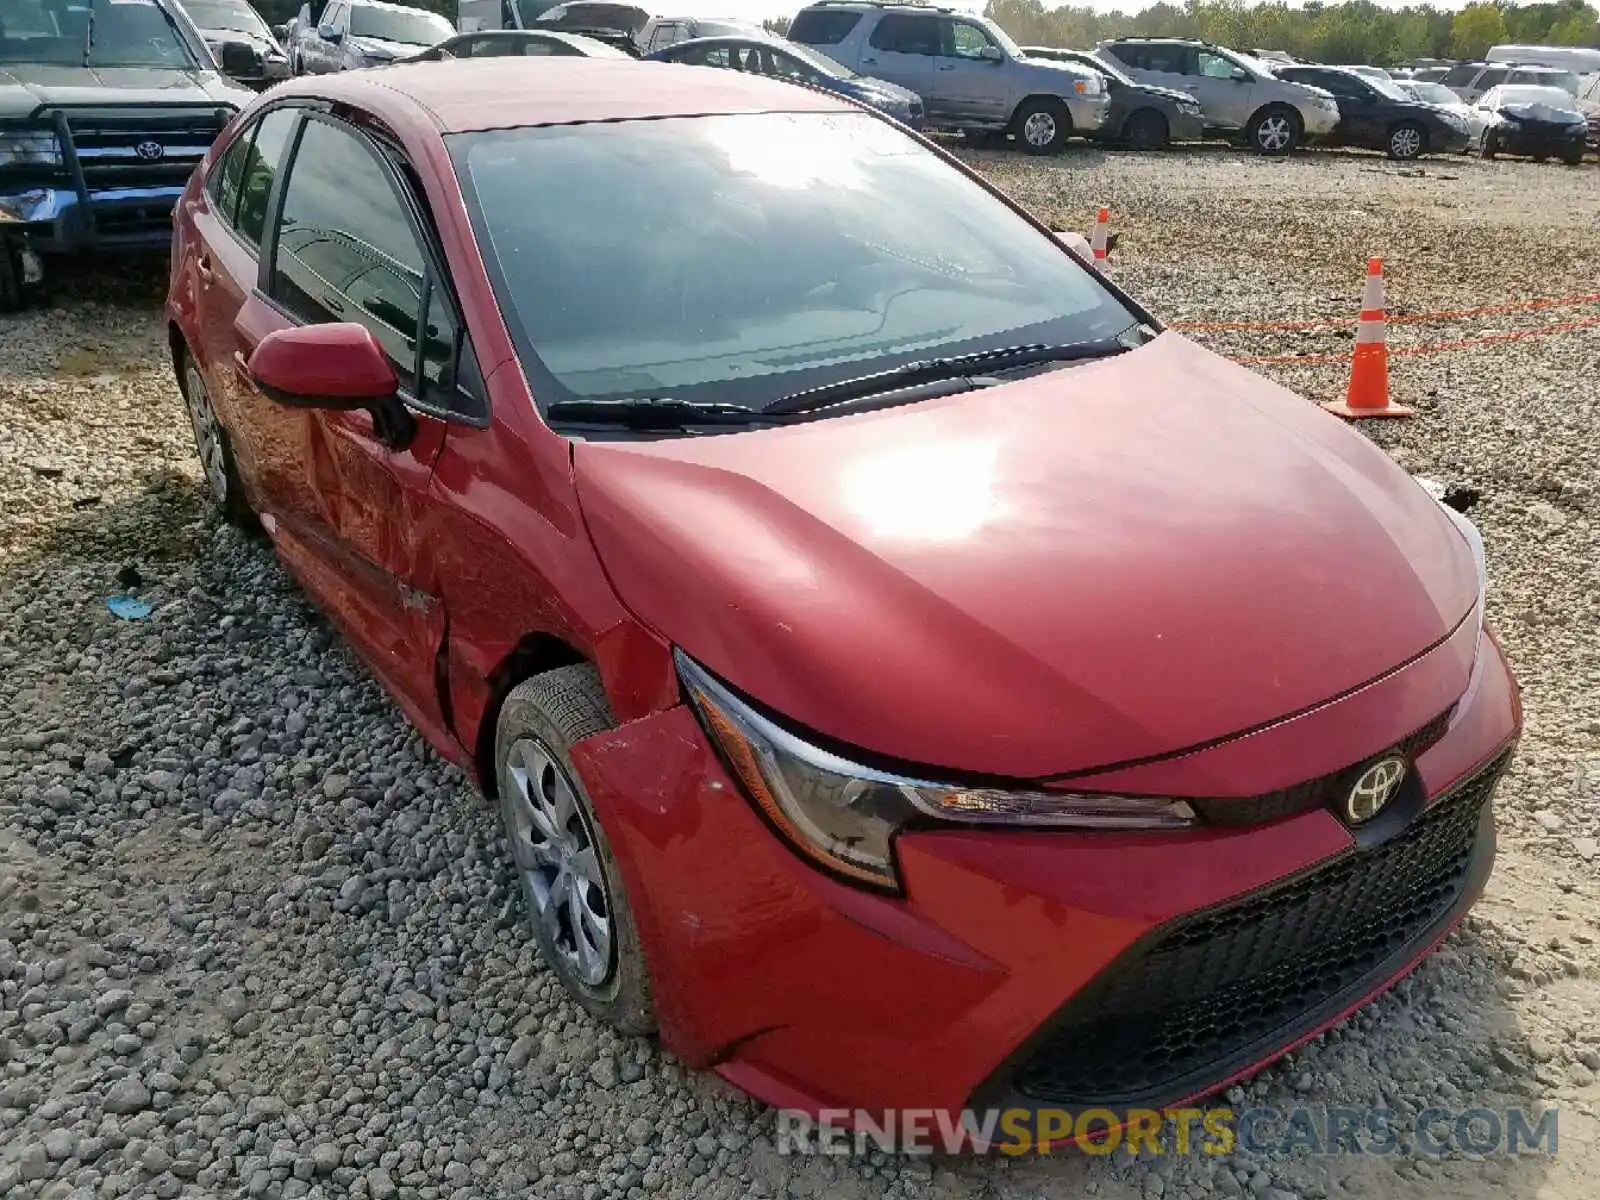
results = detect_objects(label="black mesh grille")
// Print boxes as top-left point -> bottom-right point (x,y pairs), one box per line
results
1189,707 -> 1454,828
1012,751 -> 1507,1107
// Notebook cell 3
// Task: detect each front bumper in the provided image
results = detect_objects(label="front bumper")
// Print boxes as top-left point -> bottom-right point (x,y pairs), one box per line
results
1067,93 -> 1112,133
568,621 -> 1520,1135
0,182 -> 184,253
1496,124 -> 1588,157
1431,124 -> 1474,154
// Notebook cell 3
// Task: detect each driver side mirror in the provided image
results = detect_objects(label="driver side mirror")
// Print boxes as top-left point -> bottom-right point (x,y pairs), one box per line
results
1231,67 -> 1251,82
248,324 -> 415,449
218,41 -> 260,74
319,23 -> 343,43
272,23 -> 290,41
979,45 -> 1004,63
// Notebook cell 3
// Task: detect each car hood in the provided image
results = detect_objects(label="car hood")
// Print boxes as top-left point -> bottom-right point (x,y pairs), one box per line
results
844,76 -> 920,106
347,36 -> 423,60
199,28 -> 284,57
574,334 -> 1479,779
0,64 -> 247,116
1499,102 -> 1584,124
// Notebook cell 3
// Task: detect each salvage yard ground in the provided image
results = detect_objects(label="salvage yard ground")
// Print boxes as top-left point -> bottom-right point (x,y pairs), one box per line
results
2,147 -> 1600,1200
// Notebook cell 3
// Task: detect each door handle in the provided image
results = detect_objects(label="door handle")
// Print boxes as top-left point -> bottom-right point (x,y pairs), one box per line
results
195,254 -> 215,286
936,62 -> 955,71
860,55 -> 877,65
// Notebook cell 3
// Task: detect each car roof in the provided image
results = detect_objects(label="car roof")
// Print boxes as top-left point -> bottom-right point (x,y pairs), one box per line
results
281,58 -> 857,133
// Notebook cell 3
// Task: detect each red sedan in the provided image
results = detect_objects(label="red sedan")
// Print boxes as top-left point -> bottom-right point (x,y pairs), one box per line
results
166,58 -> 1520,1143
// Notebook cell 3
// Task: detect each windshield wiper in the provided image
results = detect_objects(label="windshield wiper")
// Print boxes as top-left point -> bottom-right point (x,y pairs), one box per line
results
763,337 -> 1139,416
544,397 -> 779,430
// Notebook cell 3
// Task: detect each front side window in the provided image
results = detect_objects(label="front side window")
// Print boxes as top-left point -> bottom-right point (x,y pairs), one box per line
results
0,0 -> 198,68
1440,63 -> 1480,88
1197,50 -> 1240,79
450,111 -> 1138,420
1475,68 -> 1507,90
675,43 -> 730,67
869,14 -> 939,56
271,118 -> 429,395
944,21 -> 995,60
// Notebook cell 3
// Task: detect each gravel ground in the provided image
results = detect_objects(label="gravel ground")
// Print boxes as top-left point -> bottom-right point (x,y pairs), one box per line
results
2,145 -> 1599,1200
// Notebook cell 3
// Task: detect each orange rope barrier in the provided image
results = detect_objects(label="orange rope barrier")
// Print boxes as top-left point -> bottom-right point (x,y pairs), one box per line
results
1172,292 -> 1600,333
1232,315 -> 1600,366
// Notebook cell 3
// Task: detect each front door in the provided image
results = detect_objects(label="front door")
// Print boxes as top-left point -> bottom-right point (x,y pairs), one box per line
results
230,111 -> 461,732
1191,48 -> 1256,130
932,17 -> 1010,123
858,12 -> 936,110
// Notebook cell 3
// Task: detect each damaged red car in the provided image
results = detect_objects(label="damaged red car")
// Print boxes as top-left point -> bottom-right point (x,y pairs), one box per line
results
166,59 -> 1521,1139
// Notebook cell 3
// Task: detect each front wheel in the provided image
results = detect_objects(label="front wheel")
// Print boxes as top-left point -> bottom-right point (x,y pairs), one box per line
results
1248,105 -> 1301,155
1123,108 -> 1169,151
495,665 -> 655,1036
1011,97 -> 1072,156
1563,149 -> 1584,166
1387,121 -> 1426,161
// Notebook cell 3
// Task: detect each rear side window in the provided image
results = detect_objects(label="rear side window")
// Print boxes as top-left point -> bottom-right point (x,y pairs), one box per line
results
788,9 -> 861,46
1475,68 -> 1507,89
869,13 -> 939,56
1440,63 -> 1480,88
207,125 -> 254,225
235,109 -> 299,248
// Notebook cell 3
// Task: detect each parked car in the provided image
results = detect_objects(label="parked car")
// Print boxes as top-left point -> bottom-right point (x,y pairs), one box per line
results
403,29 -> 629,61
788,1 -> 1108,154
1023,46 -> 1203,149
179,0 -> 293,89
1273,65 -> 1471,159
167,57 -> 1520,1137
1394,78 -> 1483,144
1576,72 -> 1600,151
1474,84 -> 1590,164
1485,44 -> 1600,76
1097,37 -> 1339,154
293,0 -> 452,73
0,0 -> 254,309
637,15 -> 764,55
1439,61 -> 1580,104
533,1 -> 652,55
645,34 -> 925,129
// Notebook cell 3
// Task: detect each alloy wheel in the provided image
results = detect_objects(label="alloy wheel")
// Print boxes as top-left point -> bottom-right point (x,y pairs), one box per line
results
183,364 -> 229,505
1390,126 -> 1422,159
1256,115 -> 1293,152
1023,111 -> 1058,149
503,737 -> 615,987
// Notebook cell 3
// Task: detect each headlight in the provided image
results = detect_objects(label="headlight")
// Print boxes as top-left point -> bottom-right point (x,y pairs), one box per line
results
1179,100 -> 1203,114
0,130 -> 63,169
676,650 -> 1196,892
1420,483 -> 1487,647
1072,76 -> 1102,96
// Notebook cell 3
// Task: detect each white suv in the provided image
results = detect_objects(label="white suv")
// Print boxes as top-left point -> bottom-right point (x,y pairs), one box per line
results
1097,38 -> 1339,154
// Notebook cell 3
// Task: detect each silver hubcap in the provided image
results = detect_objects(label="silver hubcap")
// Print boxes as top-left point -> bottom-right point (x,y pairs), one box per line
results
1392,127 -> 1421,158
1257,115 -> 1292,151
503,738 -> 614,987
183,364 -> 228,504
1023,111 -> 1057,147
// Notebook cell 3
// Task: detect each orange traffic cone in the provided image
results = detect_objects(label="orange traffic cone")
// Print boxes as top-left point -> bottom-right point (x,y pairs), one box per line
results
1089,206 -> 1110,265
1322,257 -> 1413,419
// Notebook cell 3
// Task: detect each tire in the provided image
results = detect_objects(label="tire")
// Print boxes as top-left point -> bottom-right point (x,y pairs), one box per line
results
1011,97 -> 1072,155
1386,121 -> 1427,161
1532,153 -> 1548,163
178,349 -> 256,529
1563,149 -> 1584,166
1481,129 -> 1498,160
495,665 -> 655,1037
0,239 -> 24,314
1123,108 -> 1169,151
1247,105 -> 1301,155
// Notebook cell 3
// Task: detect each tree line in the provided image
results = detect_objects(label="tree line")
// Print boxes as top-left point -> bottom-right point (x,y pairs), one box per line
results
983,0 -> 1598,66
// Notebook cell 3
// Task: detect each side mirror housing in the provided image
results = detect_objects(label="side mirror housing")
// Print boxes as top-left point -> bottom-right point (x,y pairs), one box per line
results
319,23 -> 343,43
272,23 -> 290,41
218,40 -> 260,75
248,324 -> 415,448
1231,67 -> 1251,82
979,45 -> 1004,63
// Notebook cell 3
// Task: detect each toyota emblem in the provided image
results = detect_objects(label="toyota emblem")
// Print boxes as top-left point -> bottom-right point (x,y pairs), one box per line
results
135,141 -> 166,162
1343,756 -> 1407,825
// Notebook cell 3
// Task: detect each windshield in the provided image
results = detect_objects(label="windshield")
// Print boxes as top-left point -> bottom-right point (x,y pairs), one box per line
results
349,5 -> 452,44
182,0 -> 268,35
1364,75 -> 1412,102
784,40 -> 858,80
1507,69 -> 1578,95
1494,85 -> 1578,108
983,20 -> 1024,59
1405,82 -> 1459,105
451,111 -> 1138,419
0,0 -> 198,67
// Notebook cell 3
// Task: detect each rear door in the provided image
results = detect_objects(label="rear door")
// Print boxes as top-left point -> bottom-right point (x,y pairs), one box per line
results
231,111 -> 478,732
932,17 -> 1010,123
858,13 -> 936,106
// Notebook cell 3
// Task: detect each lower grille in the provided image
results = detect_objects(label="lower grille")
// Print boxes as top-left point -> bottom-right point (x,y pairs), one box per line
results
1189,707 -> 1453,828
1011,751 -> 1507,1107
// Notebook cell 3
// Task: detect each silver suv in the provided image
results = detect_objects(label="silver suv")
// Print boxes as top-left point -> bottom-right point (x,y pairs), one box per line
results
1097,38 -> 1339,154
788,1 -> 1109,154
